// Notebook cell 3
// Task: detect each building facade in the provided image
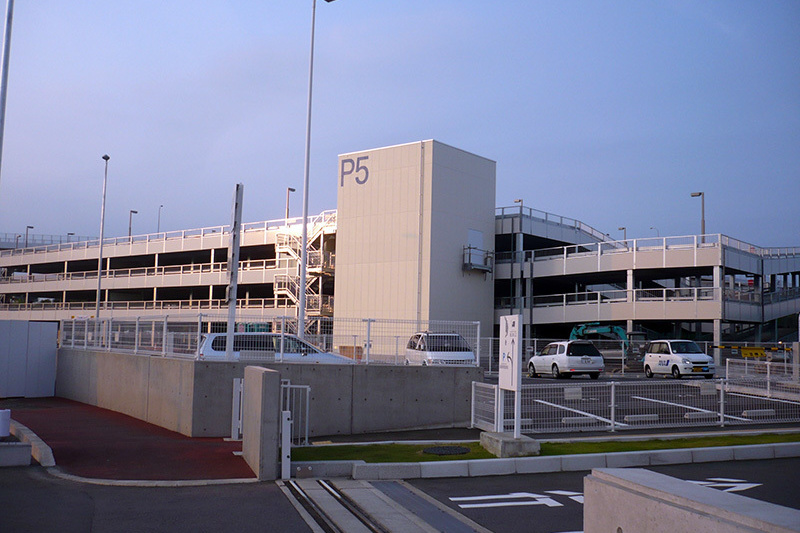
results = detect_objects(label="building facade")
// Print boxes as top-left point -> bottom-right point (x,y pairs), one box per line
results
1,141 -> 798,344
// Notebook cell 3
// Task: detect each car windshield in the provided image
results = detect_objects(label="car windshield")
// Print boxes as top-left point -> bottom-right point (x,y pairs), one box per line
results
567,343 -> 602,357
671,341 -> 704,354
426,335 -> 471,352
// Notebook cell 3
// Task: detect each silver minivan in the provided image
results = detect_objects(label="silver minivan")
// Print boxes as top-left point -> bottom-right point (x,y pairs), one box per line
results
198,332 -> 354,364
527,340 -> 605,379
405,332 -> 476,366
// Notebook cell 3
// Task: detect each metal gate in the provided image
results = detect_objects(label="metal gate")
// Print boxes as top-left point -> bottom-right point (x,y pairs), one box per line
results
231,378 -> 310,444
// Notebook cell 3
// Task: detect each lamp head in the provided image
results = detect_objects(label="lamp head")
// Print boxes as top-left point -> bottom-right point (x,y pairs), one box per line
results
102,154 -> 110,161
690,192 -> 703,198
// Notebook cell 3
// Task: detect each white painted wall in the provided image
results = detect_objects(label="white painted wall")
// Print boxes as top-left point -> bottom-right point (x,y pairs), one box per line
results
0,320 -> 57,397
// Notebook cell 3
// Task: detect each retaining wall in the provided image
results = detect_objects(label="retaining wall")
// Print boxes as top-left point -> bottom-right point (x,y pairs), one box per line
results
56,348 -> 481,437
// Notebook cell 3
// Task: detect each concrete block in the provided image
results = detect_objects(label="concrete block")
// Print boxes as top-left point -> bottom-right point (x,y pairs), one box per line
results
377,462 -> 421,480
773,442 -> 800,458
731,444 -> 774,461
561,453 -> 606,472
515,456 -> 561,474
648,449 -> 693,465
691,446 -> 734,463
241,366 -> 282,481
292,461 -> 363,479
468,458 -> 516,477
0,440 -> 31,467
352,463 -> 384,480
606,451 -> 651,468
419,460 -> 470,478
623,414 -> 659,423
480,431 -> 540,458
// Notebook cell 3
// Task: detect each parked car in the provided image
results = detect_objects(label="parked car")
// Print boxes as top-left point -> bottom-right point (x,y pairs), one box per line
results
198,332 -> 354,364
643,340 -> 714,379
405,332 -> 476,366
527,340 -> 605,379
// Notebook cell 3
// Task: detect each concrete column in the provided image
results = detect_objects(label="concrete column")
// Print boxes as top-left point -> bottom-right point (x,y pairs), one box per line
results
627,269 -> 634,303
242,366 -> 282,481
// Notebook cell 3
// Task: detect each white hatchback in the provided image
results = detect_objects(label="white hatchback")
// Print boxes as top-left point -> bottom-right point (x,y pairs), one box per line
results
527,340 -> 605,379
643,340 -> 715,379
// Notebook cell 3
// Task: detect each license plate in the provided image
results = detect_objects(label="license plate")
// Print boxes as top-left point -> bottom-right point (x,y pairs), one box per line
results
692,366 -> 708,372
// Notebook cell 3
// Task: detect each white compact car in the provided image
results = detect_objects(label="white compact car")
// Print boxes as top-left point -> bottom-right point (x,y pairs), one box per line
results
643,340 -> 714,379
405,332 -> 476,366
527,340 -> 605,379
198,332 -> 354,364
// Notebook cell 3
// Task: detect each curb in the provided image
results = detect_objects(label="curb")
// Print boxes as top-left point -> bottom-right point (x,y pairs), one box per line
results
293,441 -> 800,480
10,420 -> 55,467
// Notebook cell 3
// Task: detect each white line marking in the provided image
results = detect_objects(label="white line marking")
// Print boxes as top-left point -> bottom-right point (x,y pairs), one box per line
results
631,395 -> 750,421
533,399 -> 629,426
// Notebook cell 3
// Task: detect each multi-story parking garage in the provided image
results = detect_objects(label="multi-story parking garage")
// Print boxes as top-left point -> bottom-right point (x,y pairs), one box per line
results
1,140 -> 799,345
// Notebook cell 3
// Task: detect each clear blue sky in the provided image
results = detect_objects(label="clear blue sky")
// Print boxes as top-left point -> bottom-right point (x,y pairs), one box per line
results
0,1 -> 797,246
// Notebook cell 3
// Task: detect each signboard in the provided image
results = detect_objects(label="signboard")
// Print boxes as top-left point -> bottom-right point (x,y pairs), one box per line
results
499,315 -> 522,392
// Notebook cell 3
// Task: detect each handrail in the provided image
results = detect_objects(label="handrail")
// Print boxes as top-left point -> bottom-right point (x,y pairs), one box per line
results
0,297 -> 295,312
0,259 -> 285,285
495,205 -> 608,242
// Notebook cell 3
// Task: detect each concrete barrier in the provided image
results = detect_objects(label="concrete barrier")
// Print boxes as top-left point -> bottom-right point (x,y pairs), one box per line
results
584,468 -> 800,533
241,366 -> 281,481
56,348 -> 481,438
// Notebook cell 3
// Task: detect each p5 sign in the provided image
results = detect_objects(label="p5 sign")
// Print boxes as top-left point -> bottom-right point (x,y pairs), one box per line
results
340,156 -> 369,187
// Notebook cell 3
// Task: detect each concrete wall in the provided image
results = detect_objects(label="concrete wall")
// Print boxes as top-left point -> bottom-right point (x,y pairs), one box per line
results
584,468 -> 800,533
56,348 -> 481,438
0,320 -> 57,398
242,366 -> 281,480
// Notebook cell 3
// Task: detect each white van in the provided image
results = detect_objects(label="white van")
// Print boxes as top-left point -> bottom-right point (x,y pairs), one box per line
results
643,340 -> 714,379
198,332 -> 354,364
405,332 -> 476,366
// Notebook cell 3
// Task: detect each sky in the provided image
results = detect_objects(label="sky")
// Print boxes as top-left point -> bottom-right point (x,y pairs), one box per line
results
0,1 -> 797,247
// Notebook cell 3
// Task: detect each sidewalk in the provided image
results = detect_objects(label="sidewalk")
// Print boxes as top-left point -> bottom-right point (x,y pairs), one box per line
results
0,397 -> 255,481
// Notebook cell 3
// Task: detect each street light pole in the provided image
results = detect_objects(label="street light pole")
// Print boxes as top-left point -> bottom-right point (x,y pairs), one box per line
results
286,187 -> 295,222
299,0 -> 336,339
0,0 -> 14,196
691,191 -> 705,240
24,225 -> 32,247
157,204 -> 163,234
618,226 -> 626,241
96,155 -> 109,319
128,209 -> 138,237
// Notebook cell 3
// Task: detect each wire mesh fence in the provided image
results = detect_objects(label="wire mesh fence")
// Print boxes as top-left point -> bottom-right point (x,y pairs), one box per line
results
60,314 -> 481,365
476,377 -> 800,434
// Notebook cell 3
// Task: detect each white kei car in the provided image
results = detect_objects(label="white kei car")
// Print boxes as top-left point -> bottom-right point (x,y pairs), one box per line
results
527,340 -> 605,379
643,340 -> 715,379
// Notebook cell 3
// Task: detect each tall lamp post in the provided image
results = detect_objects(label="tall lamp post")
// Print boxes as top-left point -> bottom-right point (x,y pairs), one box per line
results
618,226 -> 626,241
0,0 -> 15,195
298,0 -> 336,338
157,204 -> 163,233
650,226 -> 660,237
24,224 -> 32,247
286,187 -> 295,222
96,155 -> 110,319
690,191 -> 705,241
128,209 -> 138,237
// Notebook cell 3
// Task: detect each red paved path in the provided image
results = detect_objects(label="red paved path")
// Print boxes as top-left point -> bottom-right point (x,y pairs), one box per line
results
1,397 -> 255,481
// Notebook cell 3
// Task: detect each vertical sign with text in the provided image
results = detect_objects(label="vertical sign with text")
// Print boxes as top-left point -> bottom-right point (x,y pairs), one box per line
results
499,314 -> 521,392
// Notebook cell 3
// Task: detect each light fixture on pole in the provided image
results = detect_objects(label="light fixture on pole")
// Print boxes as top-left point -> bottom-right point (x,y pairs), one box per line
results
157,204 -> 163,234
24,225 -> 32,247
618,226 -> 626,241
96,154 -> 110,319
286,187 -> 295,222
298,0 -> 336,339
128,210 -> 138,238
690,192 -> 705,241
650,226 -> 660,237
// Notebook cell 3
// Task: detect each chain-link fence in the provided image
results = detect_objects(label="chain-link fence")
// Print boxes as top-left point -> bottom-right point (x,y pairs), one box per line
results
60,315 -> 481,365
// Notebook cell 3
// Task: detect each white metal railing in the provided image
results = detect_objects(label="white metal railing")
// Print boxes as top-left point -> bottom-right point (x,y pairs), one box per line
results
495,205 -> 608,243
5,298 -> 293,314
59,315 -> 481,366
230,378 -> 310,445
0,210 -> 337,258
495,287 -> 720,311
473,377 -> 800,434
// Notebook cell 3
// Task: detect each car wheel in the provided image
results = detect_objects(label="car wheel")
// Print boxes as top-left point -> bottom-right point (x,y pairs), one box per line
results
671,366 -> 681,379
551,364 -> 561,379
528,364 -> 537,378
644,366 -> 653,378
590,373 -> 600,380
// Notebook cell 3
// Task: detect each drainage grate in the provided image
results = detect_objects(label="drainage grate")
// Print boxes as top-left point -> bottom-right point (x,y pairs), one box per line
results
422,445 -> 470,456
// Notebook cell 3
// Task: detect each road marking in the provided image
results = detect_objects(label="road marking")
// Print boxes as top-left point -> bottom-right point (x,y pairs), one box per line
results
450,492 -> 563,509
687,477 -> 762,492
631,395 -> 750,421
533,399 -> 629,426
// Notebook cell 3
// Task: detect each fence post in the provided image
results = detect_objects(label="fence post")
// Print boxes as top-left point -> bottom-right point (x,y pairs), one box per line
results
364,319 -> 373,364
719,379 -> 726,427
195,313 -> 203,357
471,382 -> 476,428
610,381 -> 616,432
495,384 -> 503,433
475,321 -> 481,368
162,315 -> 168,355
766,362 -> 772,398
134,316 -> 140,354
